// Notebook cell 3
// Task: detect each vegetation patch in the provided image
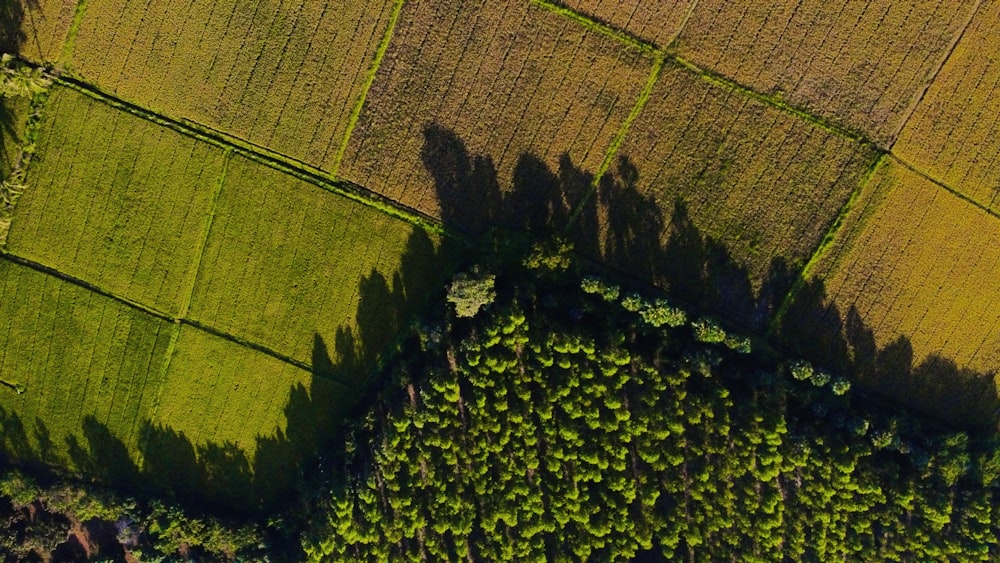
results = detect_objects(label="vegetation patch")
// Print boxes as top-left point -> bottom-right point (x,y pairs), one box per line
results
5,86 -> 226,315
304,239 -> 1000,561
339,0 -> 656,233
675,0 -> 977,145
68,0 -> 398,172
894,4 -> 1000,212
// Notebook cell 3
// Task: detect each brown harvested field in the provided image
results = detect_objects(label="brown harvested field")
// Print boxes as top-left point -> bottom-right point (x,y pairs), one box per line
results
69,0 -> 396,171
783,158 -> 1000,426
893,3 -> 1000,212
0,0 -> 75,63
555,0 -> 694,48
577,63 -> 877,328
339,0 -> 655,233
674,0 -> 979,145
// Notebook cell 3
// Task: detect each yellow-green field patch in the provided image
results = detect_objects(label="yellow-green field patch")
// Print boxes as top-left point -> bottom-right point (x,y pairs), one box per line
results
894,3 -> 1000,212
675,0 -> 977,145
6,86 -> 226,315
69,0 -> 396,172
0,258 -> 173,468
555,0 -> 694,48
187,155 -> 455,383
578,64 -> 877,328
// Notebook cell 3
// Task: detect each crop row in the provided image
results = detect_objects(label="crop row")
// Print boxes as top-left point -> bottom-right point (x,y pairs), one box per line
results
6,87 -> 227,316
674,0 -> 978,145
68,0 -> 396,173
575,64 -> 877,328
339,0 -> 656,234
783,158 -> 1000,426
894,2 -> 1000,213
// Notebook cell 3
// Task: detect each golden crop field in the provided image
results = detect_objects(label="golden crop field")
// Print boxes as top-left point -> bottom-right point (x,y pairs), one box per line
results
69,0 -> 396,172
675,0 -> 978,145
893,2 -> 1000,212
6,87 -> 226,316
783,158 -> 1000,426
0,0 -> 75,64
556,0 -> 694,47
339,0 -> 655,233
579,63 -> 877,327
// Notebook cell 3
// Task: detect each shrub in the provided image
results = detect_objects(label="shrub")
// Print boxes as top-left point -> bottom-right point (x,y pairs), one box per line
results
447,271 -> 496,318
692,317 -> 726,343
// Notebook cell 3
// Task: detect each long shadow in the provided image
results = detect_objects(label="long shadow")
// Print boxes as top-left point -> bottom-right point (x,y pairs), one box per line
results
0,225 -> 458,516
419,122 -> 999,431
775,277 -> 1000,431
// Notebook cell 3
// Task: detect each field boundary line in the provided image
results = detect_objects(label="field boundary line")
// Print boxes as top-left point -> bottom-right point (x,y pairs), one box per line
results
891,154 -> 1000,221
178,149 -> 231,319
53,76 -> 469,243
668,55 -> 870,145
180,320 -> 357,389
888,0 -> 985,149
58,0 -> 90,68
0,251 -> 174,322
330,0 -> 405,176
767,151 -> 888,337
565,56 -> 665,232
531,0 -> 660,56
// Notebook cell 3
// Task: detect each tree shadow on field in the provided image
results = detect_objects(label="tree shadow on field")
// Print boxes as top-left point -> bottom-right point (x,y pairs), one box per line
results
0,226 -> 460,516
0,0 -> 26,56
775,277 -> 1000,431
420,122 -> 1000,431
420,122 -> 792,330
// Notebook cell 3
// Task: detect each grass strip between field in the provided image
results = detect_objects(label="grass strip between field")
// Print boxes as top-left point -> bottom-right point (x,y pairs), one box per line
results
59,0 -> 90,67
0,251 -> 173,322
52,76 -> 468,244
766,152 -> 889,336
330,0 -> 405,177
531,0 -> 660,56
177,149 -> 232,319
565,57 -> 665,232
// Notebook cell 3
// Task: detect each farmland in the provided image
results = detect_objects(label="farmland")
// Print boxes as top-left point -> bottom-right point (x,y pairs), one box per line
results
893,2 -> 1000,212
186,154 -> 455,379
339,0 -> 655,233
5,86 -> 226,316
578,63 -> 877,328
779,158 -> 1000,427
675,0 -> 979,145
1,0 -> 1000,555
0,258 -> 173,467
554,0 -> 694,48
68,0 -> 397,173
0,0 -> 76,64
